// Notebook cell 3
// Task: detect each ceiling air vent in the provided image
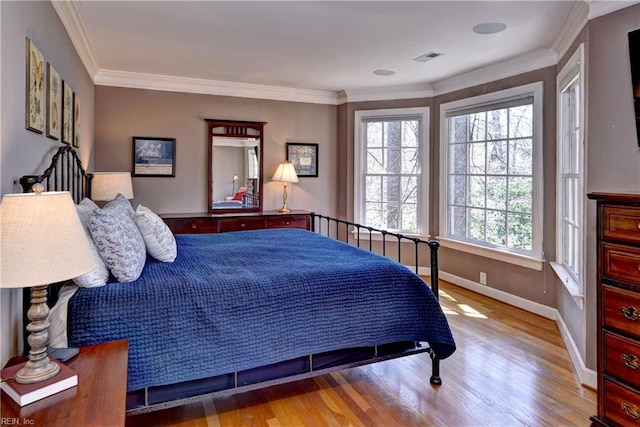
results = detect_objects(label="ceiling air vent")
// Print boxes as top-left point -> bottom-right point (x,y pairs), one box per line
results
413,51 -> 443,63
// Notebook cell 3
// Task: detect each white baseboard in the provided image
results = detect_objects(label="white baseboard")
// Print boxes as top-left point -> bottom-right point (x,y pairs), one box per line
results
436,270 -> 597,390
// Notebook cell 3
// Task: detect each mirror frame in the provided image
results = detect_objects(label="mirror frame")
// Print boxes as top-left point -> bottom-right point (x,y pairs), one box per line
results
206,118 -> 266,214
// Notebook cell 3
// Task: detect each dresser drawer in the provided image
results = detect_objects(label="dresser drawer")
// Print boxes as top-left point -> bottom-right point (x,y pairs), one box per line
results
603,243 -> 640,285
604,286 -> 640,336
603,379 -> 640,426
266,215 -> 310,230
164,218 -> 218,234
603,205 -> 640,244
219,217 -> 265,232
605,332 -> 640,389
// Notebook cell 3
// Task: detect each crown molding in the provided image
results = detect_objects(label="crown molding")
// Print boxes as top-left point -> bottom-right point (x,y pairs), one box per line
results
552,1 -> 589,61
50,0 -> 99,77
94,70 -> 340,105
340,83 -> 434,104
431,48 -> 558,97
587,0 -> 640,19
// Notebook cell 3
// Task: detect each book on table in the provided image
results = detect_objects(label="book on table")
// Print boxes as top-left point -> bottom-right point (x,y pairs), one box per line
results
0,359 -> 78,406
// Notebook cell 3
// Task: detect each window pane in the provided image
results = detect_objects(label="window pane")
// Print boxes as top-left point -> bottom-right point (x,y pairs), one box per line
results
367,149 -> 385,174
402,121 -> 419,147
366,122 -> 383,147
365,176 -> 382,202
450,143 -> 467,174
509,139 -> 532,175
469,113 -> 486,141
453,116 -> 468,143
508,177 -> 532,213
487,210 -> 506,245
486,177 -> 507,210
401,176 -> 418,203
450,175 -> 466,205
509,105 -> 533,138
468,176 -> 485,207
487,140 -> 508,174
401,204 -> 417,231
507,213 -> 532,250
469,143 -> 486,174
366,203 -> 382,227
401,148 -> 419,174
469,208 -> 485,241
451,206 -> 467,237
487,109 -> 508,140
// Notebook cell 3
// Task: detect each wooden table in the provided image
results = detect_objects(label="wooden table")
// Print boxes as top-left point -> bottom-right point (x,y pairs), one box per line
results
1,340 -> 128,426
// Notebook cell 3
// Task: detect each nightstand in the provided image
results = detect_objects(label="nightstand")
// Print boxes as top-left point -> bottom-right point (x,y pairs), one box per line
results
1,340 -> 128,426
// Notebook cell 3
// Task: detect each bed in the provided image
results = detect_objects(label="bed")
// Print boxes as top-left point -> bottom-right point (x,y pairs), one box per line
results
20,146 -> 456,415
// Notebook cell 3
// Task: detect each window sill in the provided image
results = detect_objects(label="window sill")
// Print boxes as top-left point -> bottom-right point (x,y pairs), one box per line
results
436,237 -> 545,271
550,262 -> 584,310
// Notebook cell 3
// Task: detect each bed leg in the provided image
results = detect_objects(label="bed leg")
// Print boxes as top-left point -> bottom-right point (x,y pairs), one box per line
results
430,350 -> 442,385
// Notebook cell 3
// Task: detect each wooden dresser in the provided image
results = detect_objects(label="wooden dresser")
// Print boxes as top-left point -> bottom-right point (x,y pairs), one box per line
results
588,193 -> 640,426
161,210 -> 311,234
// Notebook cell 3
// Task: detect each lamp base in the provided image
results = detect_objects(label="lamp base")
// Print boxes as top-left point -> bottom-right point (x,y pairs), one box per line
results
277,206 -> 291,213
16,285 -> 60,384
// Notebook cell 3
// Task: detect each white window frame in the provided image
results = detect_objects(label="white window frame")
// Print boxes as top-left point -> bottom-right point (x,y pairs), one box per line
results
354,107 -> 430,235
438,82 -> 544,270
551,44 -> 585,309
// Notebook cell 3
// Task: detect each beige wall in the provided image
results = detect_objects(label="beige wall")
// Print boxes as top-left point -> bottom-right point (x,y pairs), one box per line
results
0,1 -> 95,365
94,86 -> 337,216
583,4 -> 640,368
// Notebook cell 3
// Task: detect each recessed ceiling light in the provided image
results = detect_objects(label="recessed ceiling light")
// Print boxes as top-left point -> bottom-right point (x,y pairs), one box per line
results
473,22 -> 507,35
373,69 -> 396,76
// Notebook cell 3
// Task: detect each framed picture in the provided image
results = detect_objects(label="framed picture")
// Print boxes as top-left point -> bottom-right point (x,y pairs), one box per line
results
73,93 -> 80,147
62,81 -> 73,144
46,63 -> 61,140
286,142 -> 318,177
25,37 -> 45,133
133,136 -> 176,177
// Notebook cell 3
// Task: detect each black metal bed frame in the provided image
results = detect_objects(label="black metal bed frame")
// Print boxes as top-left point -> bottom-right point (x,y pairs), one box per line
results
20,148 -> 446,416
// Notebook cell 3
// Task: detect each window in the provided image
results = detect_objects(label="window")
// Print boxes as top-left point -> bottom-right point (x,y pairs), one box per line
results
354,107 -> 429,234
439,83 -> 544,269
552,44 -> 585,305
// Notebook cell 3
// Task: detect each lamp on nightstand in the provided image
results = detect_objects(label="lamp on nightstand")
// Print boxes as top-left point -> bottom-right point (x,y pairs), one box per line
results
91,172 -> 134,201
0,186 -> 95,383
271,162 -> 299,213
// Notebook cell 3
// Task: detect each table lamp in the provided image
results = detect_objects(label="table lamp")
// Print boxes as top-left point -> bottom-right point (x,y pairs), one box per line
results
0,186 -> 96,383
91,172 -> 134,201
271,162 -> 299,213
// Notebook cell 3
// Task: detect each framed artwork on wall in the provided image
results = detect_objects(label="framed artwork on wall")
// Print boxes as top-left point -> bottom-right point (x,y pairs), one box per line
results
46,63 -> 61,140
132,136 -> 176,177
25,37 -> 45,134
73,94 -> 80,148
62,81 -> 73,145
286,142 -> 318,177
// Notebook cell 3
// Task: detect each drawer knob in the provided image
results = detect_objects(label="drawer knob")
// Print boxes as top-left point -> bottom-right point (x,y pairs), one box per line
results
191,223 -> 197,229
622,354 -> 640,370
622,402 -> 640,420
285,221 -> 290,225
241,223 -> 246,228
621,306 -> 640,321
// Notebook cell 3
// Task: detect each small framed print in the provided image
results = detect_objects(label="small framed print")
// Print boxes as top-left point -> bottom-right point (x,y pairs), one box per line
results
286,142 -> 319,177
73,94 -> 80,147
133,136 -> 176,177
46,63 -> 61,140
62,81 -> 73,145
25,37 -> 45,133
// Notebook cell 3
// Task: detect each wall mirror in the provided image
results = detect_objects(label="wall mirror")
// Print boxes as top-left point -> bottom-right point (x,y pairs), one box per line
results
206,119 -> 265,213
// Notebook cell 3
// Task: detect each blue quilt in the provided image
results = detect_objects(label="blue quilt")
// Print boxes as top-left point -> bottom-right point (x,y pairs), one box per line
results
68,229 -> 456,391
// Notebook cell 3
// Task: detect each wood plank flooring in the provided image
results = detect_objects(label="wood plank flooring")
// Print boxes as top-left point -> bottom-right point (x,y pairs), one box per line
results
126,281 -> 596,426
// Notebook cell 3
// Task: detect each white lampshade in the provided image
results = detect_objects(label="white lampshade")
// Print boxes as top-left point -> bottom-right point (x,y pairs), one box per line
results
271,163 -> 299,183
0,191 -> 96,288
92,172 -> 134,201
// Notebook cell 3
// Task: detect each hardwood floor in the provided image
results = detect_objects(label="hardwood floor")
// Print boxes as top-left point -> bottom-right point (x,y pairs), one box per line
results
126,281 -> 596,426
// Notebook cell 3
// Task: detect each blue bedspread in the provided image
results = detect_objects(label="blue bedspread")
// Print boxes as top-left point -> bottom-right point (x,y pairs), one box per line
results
68,229 -> 455,391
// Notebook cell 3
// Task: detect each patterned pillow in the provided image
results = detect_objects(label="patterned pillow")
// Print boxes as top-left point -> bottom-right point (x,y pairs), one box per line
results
73,199 -> 109,288
103,193 -> 135,219
89,208 -> 146,282
134,205 -> 177,262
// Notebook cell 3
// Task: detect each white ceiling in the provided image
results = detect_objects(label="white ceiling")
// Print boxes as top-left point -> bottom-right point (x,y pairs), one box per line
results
61,1 -> 636,103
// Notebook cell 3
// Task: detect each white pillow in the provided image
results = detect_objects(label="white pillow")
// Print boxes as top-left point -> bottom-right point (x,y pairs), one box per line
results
73,199 -> 109,288
134,205 -> 177,262
89,208 -> 146,282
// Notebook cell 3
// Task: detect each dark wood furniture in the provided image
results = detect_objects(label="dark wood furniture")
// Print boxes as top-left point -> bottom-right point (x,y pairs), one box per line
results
1,340 -> 128,426
588,192 -> 640,426
161,210 -> 311,234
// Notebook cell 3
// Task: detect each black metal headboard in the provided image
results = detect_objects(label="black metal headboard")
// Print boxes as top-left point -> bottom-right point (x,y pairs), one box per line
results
20,146 -> 93,354
20,146 -> 93,203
